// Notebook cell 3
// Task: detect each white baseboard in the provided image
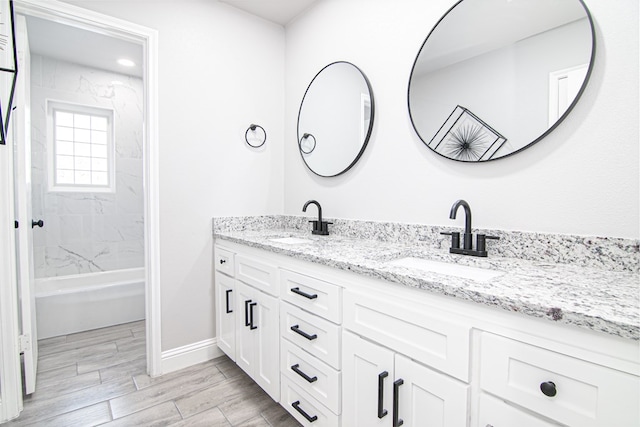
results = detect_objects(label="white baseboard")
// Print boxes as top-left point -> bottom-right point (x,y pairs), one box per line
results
160,337 -> 224,375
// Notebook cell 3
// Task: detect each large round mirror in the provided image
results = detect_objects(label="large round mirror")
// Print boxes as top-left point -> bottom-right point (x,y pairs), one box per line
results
297,61 -> 374,177
408,0 -> 595,162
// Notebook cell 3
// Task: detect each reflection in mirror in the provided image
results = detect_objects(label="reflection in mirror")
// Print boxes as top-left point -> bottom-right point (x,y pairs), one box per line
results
297,61 -> 374,177
408,0 -> 595,162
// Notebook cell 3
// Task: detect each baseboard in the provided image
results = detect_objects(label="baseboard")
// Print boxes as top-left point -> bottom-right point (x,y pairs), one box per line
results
160,337 -> 223,375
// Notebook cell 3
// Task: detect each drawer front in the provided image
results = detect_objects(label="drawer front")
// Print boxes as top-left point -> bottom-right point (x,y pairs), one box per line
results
480,333 -> 640,427
214,247 -> 234,276
281,269 -> 342,324
281,302 -> 341,369
281,375 -> 340,427
235,254 -> 279,296
281,338 -> 341,414
478,393 -> 561,427
343,289 -> 471,382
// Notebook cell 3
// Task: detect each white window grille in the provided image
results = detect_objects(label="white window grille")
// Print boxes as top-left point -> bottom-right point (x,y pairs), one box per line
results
47,101 -> 115,192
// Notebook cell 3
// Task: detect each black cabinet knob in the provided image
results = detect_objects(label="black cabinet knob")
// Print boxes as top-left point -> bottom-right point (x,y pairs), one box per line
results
540,381 -> 557,397
32,219 -> 44,228
219,259 -> 226,264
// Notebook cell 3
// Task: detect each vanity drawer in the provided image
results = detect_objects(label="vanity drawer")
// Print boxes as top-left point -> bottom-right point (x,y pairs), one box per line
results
480,332 -> 640,427
281,376 -> 340,427
281,338 -> 341,414
235,254 -> 279,296
281,269 -> 342,324
214,247 -> 234,276
281,301 -> 341,370
478,393 -> 560,427
343,289 -> 471,382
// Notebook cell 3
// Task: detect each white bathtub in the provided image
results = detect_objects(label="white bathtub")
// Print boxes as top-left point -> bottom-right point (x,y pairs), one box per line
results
35,268 -> 145,339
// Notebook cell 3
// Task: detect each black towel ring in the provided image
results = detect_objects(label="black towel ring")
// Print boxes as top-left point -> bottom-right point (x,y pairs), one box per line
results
245,124 -> 266,148
299,133 -> 316,154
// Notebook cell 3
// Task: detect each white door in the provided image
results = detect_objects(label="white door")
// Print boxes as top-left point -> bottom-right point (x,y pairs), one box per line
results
342,330 -> 394,427
0,63 -> 22,425
252,290 -> 279,400
235,282 -> 255,375
395,354 -> 469,427
215,272 -> 236,361
13,14 -> 38,395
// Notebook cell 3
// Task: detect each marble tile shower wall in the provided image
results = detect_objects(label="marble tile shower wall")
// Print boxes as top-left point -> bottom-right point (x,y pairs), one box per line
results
31,55 -> 144,278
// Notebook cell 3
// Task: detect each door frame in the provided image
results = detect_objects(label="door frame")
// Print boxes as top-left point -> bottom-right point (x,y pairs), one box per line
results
14,0 -> 162,376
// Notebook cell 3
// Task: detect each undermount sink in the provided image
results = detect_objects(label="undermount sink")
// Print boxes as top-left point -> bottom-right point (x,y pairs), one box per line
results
388,257 -> 504,282
269,237 -> 314,245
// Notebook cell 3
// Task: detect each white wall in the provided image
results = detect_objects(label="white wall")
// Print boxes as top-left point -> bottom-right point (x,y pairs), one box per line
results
284,0 -> 639,239
31,55 -> 144,278
61,0 -> 285,351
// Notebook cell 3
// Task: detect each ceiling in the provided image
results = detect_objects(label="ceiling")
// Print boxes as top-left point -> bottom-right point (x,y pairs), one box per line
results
25,15 -> 143,78
218,0 -> 320,25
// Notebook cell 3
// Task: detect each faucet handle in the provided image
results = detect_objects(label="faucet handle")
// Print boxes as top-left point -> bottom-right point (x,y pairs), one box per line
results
476,234 -> 500,252
440,231 -> 460,249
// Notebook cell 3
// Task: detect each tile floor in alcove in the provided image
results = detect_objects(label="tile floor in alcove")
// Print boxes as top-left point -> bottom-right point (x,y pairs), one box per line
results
5,321 -> 301,426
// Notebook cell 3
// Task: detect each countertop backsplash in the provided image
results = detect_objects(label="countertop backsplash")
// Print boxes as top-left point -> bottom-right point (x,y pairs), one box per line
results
213,215 -> 639,274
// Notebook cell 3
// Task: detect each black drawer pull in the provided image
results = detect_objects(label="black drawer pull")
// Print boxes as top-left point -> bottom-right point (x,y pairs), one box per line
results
378,371 -> 389,418
244,300 -> 252,326
225,289 -> 233,314
540,381 -> 557,397
291,287 -> 318,300
393,378 -> 404,427
290,324 -> 317,341
291,364 -> 318,383
249,302 -> 257,330
219,258 -> 226,264
292,400 -> 318,423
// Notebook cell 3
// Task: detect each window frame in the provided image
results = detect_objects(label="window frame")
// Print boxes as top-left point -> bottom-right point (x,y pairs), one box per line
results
46,100 -> 116,193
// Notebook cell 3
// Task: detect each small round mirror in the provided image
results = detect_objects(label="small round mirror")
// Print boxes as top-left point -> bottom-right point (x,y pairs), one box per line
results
408,0 -> 595,162
297,61 -> 375,177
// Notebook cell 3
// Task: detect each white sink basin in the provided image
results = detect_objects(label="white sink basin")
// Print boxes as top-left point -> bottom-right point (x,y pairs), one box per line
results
269,237 -> 313,245
388,257 -> 504,282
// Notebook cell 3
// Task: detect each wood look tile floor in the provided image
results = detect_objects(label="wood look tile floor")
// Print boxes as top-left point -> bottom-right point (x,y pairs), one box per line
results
6,321 -> 301,426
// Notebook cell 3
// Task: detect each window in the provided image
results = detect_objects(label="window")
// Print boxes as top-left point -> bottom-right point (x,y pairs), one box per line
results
47,102 -> 115,192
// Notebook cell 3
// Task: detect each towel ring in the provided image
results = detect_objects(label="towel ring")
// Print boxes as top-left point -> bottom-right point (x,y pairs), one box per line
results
299,133 -> 316,154
245,124 -> 266,148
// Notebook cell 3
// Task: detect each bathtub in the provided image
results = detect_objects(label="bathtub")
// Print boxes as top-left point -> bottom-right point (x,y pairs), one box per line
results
35,267 -> 145,339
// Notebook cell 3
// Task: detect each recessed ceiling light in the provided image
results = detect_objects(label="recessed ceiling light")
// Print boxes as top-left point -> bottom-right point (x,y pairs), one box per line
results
117,58 -> 135,67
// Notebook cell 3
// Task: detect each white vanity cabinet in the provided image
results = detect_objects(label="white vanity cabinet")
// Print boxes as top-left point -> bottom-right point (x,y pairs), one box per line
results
213,246 -> 280,401
214,248 -> 235,360
279,269 -> 343,426
214,241 -> 640,427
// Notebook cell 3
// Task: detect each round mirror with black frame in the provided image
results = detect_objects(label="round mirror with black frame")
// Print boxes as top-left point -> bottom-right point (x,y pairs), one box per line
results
408,0 -> 595,162
297,61 -> 375,177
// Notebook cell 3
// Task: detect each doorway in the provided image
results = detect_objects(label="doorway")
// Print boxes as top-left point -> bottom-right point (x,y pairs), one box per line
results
0,1 -> 160,421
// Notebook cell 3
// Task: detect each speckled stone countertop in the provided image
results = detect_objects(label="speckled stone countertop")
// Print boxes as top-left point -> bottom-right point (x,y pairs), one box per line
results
213,216 -> 640,341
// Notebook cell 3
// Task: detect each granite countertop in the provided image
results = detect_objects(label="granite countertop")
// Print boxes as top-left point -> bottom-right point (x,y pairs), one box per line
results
214,228 -> 640,341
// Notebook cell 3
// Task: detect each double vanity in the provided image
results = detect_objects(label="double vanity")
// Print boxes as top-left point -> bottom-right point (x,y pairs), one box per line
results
213,215 -> 639,427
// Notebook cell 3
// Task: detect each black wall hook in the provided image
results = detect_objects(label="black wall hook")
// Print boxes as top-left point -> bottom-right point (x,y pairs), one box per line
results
245,124 -> 266,148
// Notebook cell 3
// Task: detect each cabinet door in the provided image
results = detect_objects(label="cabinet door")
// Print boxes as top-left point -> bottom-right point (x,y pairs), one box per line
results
235,282 -> 255,375
395,354 -> 469,427
215,272 -> 236,360
343,330 -> 394,427
252,290 -> 280,401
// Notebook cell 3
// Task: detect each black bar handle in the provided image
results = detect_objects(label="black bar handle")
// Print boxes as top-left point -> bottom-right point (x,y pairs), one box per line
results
244,300 -> 252,326
292,400 -> 318,423
249,302 -> 257,330
393,379 -> 404,427
291,364 -> 318,383
225,289 -> 233,314
290,324 -> 317,341
291,287 -> 318,300
378,371 -> 389,419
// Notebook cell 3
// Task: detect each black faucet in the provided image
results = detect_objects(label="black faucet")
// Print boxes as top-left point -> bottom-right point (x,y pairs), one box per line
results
441,199 -> 499,257
302,200 -> 332,235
